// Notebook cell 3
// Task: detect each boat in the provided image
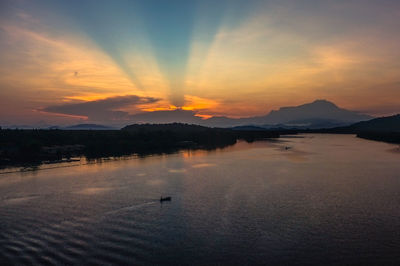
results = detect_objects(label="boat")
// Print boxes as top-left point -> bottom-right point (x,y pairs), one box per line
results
160,196 -> 171,202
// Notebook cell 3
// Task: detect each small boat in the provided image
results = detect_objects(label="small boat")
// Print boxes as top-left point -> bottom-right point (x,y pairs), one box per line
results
160,196 -> 172,202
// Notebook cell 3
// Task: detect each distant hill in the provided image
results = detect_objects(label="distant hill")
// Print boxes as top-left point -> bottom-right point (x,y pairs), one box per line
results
345,114 -> 400,132
338,114 -> 400,144
64,124 -> 115,130
122,123 -> 279,143
262,100 -> 371,124
302,114 -> 400,144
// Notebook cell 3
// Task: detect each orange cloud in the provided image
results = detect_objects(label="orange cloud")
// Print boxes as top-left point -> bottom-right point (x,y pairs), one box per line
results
181,95 -> 219,111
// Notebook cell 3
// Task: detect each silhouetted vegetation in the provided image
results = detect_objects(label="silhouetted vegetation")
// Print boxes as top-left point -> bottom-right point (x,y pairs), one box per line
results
248,114 -> 400,144
356,132 -> 400,144
302,114 -> 400,143
0,123 -> 279,168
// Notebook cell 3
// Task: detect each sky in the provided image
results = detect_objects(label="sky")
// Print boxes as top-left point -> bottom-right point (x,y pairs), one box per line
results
0,0 -> 400,126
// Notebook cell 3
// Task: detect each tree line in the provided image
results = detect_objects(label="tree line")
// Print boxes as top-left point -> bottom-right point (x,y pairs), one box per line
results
0,123 -> 279,168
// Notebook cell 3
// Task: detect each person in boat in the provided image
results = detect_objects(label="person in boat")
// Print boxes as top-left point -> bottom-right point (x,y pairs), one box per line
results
160,196 -> 171,202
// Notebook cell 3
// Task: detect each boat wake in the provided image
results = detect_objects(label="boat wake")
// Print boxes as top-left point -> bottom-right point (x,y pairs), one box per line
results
104,201 -> 158,216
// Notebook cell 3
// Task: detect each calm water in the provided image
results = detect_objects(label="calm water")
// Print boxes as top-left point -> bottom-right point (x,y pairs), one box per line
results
1,134 -> 400,265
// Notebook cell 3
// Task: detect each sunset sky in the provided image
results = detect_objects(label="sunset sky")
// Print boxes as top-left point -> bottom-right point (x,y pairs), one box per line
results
1,0 -> 399,125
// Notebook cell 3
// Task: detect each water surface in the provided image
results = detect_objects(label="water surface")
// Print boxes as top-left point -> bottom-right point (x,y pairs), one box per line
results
1,134 -> 400,265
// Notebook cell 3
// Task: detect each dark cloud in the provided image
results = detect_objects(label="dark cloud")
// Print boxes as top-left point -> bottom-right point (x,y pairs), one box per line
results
42,95 -> 160,122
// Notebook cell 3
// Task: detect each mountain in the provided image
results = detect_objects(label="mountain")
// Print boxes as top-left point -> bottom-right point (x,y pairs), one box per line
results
203,100 -> 372,128
334,114 -> 400,144
262,99 -> 371,124
345,114 -> 400,132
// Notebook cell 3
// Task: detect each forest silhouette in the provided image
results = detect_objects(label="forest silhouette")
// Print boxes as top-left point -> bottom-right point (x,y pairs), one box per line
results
0,123 -> 279,168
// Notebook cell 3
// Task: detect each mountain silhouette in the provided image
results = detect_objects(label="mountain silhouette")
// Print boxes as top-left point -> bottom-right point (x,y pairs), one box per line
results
345,114 -> 400,132
262,100 -> 371,124
201,100 -> 371,128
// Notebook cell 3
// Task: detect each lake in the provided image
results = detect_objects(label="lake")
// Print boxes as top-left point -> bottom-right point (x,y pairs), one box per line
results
1,134 -> 400,265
